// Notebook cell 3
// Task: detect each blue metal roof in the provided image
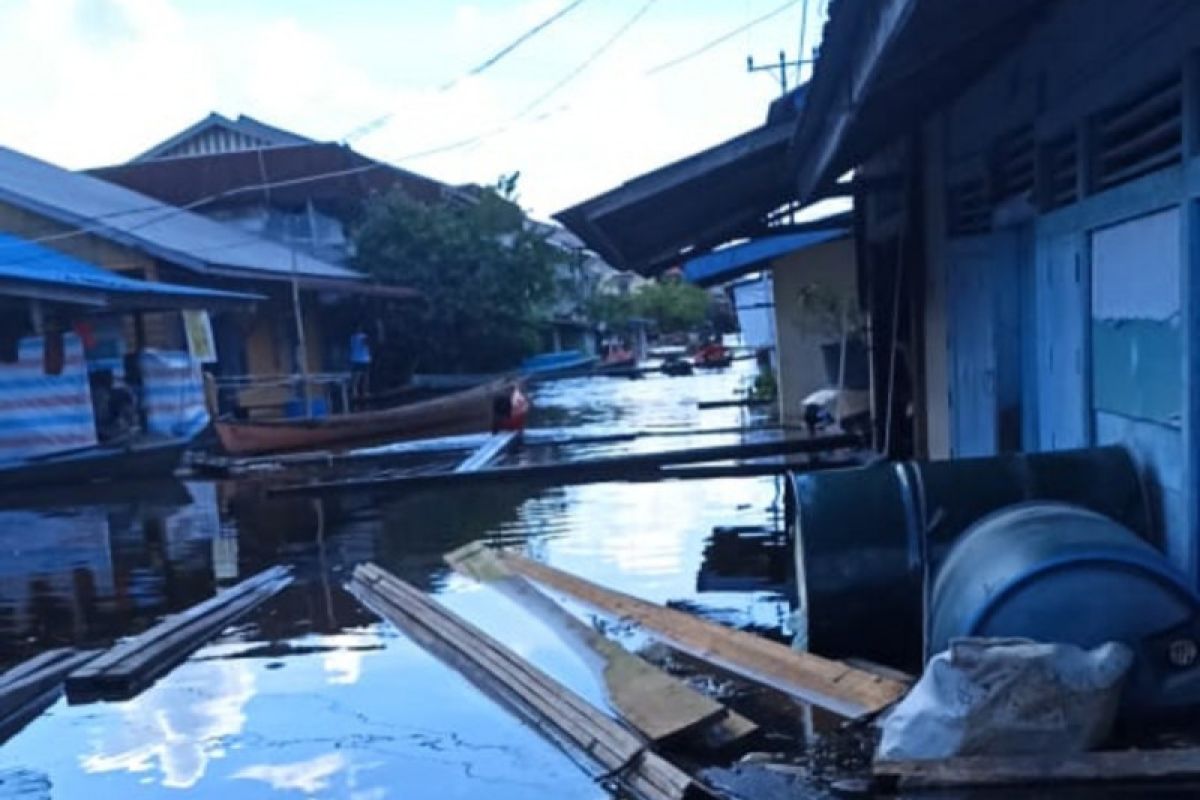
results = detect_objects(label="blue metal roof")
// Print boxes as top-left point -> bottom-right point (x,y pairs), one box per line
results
683,228 -> 849,287
0,233 -> 262,310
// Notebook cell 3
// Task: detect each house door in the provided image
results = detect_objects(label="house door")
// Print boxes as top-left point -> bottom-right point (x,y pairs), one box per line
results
1034,233 -> 1089,450
946,231 -> 1021,457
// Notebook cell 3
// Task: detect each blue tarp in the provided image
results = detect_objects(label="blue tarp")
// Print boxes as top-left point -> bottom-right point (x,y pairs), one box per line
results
683,228 -> 849,287
0,233 -> 260,309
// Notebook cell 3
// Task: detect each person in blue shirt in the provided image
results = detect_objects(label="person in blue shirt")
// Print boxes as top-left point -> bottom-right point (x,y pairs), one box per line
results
349,325 -> 371,402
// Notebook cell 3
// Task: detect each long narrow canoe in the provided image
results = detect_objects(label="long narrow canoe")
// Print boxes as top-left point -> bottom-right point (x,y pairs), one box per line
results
215,378 -> 527,456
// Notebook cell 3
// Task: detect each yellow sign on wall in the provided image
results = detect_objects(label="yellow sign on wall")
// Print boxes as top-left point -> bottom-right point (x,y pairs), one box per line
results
182,310 -> 218,364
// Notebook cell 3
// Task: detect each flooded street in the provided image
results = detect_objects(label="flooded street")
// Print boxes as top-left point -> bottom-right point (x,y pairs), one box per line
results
0,360 -> 796,798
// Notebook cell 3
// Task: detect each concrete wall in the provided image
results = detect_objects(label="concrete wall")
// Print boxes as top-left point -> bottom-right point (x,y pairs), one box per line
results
918,0 -> 1200,580
770,237 -> 858,426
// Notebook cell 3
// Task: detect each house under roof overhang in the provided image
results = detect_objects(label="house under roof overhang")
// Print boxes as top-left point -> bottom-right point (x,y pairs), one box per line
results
683,220 -> 851,288
555,88 -> 811,275
790,0 -> 1050,204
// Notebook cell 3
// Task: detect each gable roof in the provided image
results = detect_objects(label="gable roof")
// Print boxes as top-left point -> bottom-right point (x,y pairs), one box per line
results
0,233 -> 261,311
89,142 -> 449,218
132,112 -> 316,162
0,145 -> 361,285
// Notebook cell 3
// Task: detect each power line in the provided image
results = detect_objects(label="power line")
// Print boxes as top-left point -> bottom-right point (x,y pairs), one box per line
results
514,0 -> 660,120
645,0 -> 802,77
343,0 -> 591,143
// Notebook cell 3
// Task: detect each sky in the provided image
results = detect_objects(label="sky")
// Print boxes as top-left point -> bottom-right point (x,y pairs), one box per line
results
0,0 -> 827,219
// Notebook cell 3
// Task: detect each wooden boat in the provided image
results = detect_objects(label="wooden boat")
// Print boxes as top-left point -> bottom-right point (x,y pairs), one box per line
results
520,350 -> 598,381
0,436 -> 189,491
214,377 -> 528,456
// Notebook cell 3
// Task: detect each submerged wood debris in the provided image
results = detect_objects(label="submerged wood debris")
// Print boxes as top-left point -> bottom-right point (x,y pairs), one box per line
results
348,562 -> 712,800
446,542 -> 758,748
66,565 -> 293,702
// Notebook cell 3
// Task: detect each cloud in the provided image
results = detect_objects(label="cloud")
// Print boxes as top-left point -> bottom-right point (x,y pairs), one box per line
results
0,0 -> 789,216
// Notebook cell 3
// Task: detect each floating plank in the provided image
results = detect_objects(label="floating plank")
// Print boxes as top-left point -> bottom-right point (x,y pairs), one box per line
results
273,433 -> 860,497
874,748 -> 1200,789
446,542 -> 757,748
495,552 -> 909,719
66,566 -> 292,702
697,398 -> 775,410
192,426 -> 800,477
454,430 -> 521,473
348,563 -> 708,800
0,649 -> 98,742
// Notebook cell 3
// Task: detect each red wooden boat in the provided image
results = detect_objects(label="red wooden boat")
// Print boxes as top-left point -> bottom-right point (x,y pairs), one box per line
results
215,378 -> 528,456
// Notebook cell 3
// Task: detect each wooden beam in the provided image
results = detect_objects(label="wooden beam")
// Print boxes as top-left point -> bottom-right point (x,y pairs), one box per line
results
348,563 -> 708,800
0,649 -> 98,742
454,430 -> 520,473
696,398 -> 775,410
495,552 -> 909,719
446,543 -> 758,748
271,433 -> 861,497
874,748 -> 1200,789
66,566 -> 292,702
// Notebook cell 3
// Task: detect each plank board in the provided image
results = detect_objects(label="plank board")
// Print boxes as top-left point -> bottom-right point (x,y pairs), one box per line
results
348,563 -> 707,800
0,649 -> 98,742
454,430 -> 520,473
446,542 -> 757,747
496,551 -> 909,719
274,433 -> 861,497
66,566 -> 292,702
874,748 -> 1200,788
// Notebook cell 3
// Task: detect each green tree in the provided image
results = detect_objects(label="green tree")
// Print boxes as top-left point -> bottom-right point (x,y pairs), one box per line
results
630,280 -> 712,333
354,179 -> 557,377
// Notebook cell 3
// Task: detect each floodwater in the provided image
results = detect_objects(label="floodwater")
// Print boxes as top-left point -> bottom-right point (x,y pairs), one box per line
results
0,359 -> 795,798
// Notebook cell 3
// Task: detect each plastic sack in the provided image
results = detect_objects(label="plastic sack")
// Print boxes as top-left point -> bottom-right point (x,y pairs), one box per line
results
877,637 -> 1133,760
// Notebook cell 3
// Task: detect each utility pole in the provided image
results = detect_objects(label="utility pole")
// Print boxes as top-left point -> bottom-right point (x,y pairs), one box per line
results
746,50 -> 809,95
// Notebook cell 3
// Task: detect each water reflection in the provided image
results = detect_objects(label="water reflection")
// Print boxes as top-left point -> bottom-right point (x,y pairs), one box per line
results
0,361 -> 791,798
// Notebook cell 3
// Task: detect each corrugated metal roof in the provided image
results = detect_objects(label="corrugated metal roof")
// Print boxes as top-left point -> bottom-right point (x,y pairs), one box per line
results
0,145 -> 361,284
683,227 -> 849,287
0,232 -> 262,310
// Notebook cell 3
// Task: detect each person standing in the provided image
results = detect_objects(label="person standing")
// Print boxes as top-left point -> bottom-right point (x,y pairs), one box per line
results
349,325 -> 372,404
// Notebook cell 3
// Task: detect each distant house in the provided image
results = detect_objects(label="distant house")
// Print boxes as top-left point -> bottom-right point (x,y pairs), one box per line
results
91,113 -> 467,266
0,144 -> 413,416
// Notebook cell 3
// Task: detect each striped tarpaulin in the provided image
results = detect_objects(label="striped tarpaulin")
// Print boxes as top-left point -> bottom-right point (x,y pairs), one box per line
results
0,334 -> 97,462
139,350 -> 209,439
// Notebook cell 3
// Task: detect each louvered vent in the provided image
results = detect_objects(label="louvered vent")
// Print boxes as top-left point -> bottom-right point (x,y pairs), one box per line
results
1039,133 -> 1078,210
1092,74 -> 1182,191
946,177 -> 991,236
991,125 -> 1035,201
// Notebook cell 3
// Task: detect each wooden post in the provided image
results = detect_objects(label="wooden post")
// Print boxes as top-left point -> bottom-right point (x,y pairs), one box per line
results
289,248 -> 311,418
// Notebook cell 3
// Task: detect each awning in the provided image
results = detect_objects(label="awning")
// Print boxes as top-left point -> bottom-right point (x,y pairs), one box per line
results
555,118 -> 797,275
683,226 -> 849,288
0,233 -> 263,311
790,0 -> 1047,203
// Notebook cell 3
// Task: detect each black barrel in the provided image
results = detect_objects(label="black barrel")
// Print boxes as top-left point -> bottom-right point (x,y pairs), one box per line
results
786,446 -> 1151,671
930,502 -> 1200,714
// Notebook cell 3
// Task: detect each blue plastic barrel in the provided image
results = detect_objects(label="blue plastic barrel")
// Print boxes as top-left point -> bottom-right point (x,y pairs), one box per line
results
929,502 -> 1200,714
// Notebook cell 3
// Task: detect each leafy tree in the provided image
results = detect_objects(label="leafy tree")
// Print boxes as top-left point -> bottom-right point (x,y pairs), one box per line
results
586,278 -> 715,334
354,179 -> 557,378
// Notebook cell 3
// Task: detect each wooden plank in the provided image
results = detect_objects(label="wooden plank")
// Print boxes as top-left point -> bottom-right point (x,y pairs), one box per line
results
272,433 -> 861,497
495,552 -> 909,719
0,649 -> 98,742
348,563 -> 707,800
446,543 -> 757,748
874,748 -> 1200,788
66,566 -> 292,702
454,430 -> 521,473
696,398 -> 775,410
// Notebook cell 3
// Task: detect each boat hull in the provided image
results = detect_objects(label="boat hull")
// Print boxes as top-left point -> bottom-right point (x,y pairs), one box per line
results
215,378 -> 526,456
0,437 -> 188,490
